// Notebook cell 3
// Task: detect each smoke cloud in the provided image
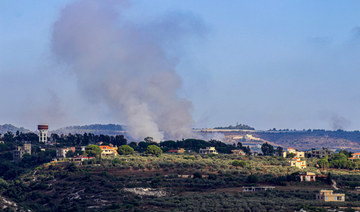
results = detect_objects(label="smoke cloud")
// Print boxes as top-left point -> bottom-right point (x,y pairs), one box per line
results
330,114 -> 351,130
52,0 -> 204,141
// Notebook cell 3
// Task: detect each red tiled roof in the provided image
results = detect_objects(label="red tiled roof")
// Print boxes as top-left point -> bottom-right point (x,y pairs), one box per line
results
353,153 -> 360,155
168,150 -> 178,153
99,145 -> 115,150
288,147 -> 295,150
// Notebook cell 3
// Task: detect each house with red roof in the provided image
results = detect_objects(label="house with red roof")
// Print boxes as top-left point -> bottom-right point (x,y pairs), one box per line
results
289,157 -> 306,169
348,152 -> 360,160
283,147 -> 305,158
99,145 -> 118,157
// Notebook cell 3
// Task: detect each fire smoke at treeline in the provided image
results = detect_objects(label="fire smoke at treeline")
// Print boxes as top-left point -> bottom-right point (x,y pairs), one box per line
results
52,0 -> 205,141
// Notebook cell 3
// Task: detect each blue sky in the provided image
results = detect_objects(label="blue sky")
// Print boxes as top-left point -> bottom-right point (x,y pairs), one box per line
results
1,0 -> 360,131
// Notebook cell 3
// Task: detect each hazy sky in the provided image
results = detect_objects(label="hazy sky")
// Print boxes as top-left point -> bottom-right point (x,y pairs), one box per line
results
1,0 -> 360,131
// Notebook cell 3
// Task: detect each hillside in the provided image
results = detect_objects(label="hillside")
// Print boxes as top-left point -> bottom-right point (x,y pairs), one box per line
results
0,124 -> 30,134
198,129 -> 360,152
52,124 -> 125,136
2,154 -> 360,211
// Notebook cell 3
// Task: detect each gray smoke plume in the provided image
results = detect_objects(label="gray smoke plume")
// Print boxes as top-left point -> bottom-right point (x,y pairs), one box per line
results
331,114 -> 351,130
52,0 -> 204,141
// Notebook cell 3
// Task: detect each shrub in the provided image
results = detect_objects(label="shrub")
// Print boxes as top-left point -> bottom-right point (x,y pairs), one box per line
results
146,145 -> 163,157
232,160 -> 247,167
118,145 -> 134,155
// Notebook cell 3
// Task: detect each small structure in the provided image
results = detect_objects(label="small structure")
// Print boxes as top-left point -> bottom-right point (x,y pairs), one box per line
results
289,157 -> 306,169
283,147 -> 305,158
299,172 -> 316,182
38,124 -> 49,143
57,147 -> 75,158
306,148 -> 333,158
13,143 -> 31,161
231,149 -> 246,156
167,148 -> 185,154
242,186 -> 275,192
100,145 -> 118,157
316,190 -> 345,202
70,156 -> 94,162
199,147 -> 218,155
348,152 -> 360,161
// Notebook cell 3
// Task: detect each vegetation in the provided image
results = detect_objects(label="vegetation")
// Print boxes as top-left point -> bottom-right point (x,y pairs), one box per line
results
85,145 -> 102,158
214,123 -> 255,130
117,145 -> 134,155
146,145 -> 163,157
3,129 -> 360,211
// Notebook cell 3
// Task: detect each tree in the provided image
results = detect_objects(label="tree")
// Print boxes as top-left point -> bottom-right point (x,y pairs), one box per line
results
117,145 -> 134,155
247,175 -> 258,183
65,150 -> 75,158
144,137 -> 154,143
145,145 -> 162,157
113,135 -> 127,147
261,142 -> 274,156
275,147 -> 283,156
85,145 -> 102,158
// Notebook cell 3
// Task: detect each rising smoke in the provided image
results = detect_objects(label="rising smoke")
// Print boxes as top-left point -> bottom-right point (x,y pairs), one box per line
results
52,0 -> 204,141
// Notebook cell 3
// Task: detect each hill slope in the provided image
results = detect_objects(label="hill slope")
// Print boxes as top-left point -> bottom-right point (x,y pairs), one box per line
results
52,124 -> 125,135
0,124 -> 30,134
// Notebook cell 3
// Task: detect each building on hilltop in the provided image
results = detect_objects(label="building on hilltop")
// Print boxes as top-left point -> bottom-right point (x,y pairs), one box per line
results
231,149 -> 246,156
316,190 -> 345,202
306,148 -> 333,158
289,157 -> 306,169
100,145 -> 118,157
283,147 -> 305,158
167,148 -> 185,154
13,143 -> 31,161
299,172 -> 316,182
199,147 -> 218,155
70,156 -> 94,162
348,152 -> 360,161
57,147 -> 75,158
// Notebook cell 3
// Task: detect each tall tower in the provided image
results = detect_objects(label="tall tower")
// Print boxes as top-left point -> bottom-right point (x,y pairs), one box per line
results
38,124 -> 48,143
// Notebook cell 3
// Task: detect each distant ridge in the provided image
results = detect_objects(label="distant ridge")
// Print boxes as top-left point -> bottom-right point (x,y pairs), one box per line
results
0,124 -> 30,134
52,124 -> 126,136
214,123 -> 255,130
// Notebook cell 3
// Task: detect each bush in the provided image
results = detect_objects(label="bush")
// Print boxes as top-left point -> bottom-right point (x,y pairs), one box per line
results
232,160 -> 246,167
146,145 -> 163,157
118,145 -> 134,155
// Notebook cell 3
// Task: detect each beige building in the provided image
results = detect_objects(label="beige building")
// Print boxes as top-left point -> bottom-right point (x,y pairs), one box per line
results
289,157 -> 306,169
100,145 -> 118,157
199,147 -> 218,154
299,172 -> 316,182
231,149 -> 246,156
316,190 -> 345,202
57,147 -> 75,158
348,152 -> 360,160
283,147 -> 305,158
13,143 -> 32,161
